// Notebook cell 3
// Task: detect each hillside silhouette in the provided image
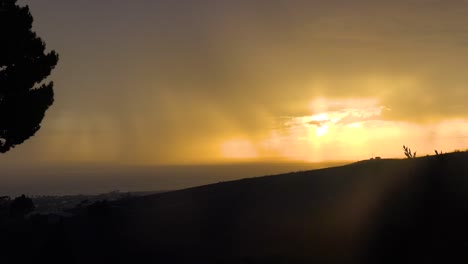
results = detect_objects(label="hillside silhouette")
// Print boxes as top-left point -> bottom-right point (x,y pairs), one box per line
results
3,152 -> 468,263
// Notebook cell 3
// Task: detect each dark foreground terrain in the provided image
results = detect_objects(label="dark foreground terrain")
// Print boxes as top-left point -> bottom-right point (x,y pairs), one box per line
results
2,152 -> 468,263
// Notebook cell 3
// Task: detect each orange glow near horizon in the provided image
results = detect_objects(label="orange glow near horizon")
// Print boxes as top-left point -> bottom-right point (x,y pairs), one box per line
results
209,97 -> 468,164
221,139 -> 258,160
23,95 -> 468,166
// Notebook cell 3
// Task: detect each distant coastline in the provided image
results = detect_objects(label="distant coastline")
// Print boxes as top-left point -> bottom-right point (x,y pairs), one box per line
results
0,161 -> 349,197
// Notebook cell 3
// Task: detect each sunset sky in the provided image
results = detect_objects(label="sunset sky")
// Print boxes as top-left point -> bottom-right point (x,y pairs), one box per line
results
5,0 -> 468,167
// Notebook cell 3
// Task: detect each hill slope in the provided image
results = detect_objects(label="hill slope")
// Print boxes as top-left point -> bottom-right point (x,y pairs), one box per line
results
24,153 -> 468,263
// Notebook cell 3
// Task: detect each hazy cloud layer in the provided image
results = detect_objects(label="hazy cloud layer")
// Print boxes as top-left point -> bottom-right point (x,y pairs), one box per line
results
9,0 -> 468,164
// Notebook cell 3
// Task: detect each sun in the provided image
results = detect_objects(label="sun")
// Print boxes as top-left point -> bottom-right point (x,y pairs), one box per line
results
316,125 -> 329,137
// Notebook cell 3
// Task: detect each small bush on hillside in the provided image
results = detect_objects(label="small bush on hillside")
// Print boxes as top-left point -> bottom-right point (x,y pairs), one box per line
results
9,195 -> 35,218
403,145 -> 417,159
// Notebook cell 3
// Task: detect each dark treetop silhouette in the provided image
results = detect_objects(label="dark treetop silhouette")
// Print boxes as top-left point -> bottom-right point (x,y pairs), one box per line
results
0,0 -> 58,153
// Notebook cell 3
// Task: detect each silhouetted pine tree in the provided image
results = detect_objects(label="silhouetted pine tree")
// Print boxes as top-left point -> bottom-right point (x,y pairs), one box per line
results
0,0 -> 58,152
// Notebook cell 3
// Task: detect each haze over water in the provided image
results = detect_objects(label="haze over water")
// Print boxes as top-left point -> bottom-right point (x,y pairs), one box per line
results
0,161 -> 347,196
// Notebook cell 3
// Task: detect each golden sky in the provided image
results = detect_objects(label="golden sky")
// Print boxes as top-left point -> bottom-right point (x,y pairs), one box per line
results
6,0 -> 468,165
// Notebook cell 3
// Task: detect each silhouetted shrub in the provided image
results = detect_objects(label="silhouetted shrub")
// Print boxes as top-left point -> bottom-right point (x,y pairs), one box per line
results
9,194 -> 35,218
403,145 -> 416,159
